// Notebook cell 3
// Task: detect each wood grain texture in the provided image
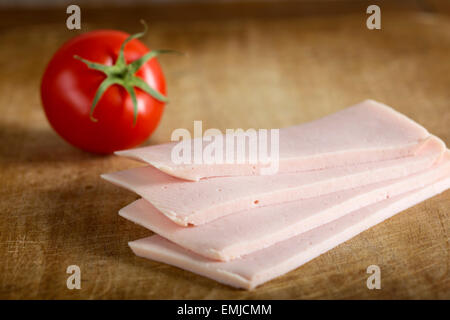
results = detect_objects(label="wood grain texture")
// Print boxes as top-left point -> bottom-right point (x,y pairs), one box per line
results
0,3 -> 449,299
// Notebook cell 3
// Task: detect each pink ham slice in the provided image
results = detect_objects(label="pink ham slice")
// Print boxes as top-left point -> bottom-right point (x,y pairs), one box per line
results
103,137 -> 445,226
120,151 -> 450,261
116,100 -> 430,181
129,176 -> 450,290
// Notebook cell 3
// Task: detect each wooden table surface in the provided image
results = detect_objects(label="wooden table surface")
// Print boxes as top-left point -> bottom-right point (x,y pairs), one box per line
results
0,2 -> 449,299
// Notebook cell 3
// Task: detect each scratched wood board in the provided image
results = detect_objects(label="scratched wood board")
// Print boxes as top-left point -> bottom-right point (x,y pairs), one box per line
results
0,3 -> 449,299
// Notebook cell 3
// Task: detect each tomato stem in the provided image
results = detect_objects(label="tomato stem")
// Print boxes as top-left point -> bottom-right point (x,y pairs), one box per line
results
73,20 -> 181,126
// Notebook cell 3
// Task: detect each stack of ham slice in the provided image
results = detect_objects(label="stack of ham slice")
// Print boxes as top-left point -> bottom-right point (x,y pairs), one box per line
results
102,100 -> 450,290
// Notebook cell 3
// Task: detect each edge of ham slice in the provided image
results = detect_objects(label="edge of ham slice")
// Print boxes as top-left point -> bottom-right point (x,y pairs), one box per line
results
120,150 -> 450,261
116,100 -> 431,181
103,136 -> 445,226
129,176 -> 450,290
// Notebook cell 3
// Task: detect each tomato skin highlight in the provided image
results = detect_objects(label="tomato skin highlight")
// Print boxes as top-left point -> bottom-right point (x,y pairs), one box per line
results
41,30 -> 166,154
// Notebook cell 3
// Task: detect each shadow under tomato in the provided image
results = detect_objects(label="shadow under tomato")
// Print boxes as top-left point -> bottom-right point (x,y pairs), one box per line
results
0,122 -> 107,164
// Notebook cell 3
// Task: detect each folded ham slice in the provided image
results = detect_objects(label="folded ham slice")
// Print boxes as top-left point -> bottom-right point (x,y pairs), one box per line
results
129,175 -> 450,290
103,137 -> 444,226
120,151 -> 450,261
116,100 -> 430,181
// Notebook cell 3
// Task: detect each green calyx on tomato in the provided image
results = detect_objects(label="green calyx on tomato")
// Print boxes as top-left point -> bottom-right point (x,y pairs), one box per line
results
74,21 -> 177,125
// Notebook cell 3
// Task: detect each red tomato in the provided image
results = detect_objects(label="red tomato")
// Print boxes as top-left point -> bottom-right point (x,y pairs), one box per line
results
41,28 -> 167,154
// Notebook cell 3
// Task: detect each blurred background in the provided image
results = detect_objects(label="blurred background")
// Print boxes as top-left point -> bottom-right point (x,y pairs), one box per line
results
1,0 -> 449,144
0,0 -> 449,299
